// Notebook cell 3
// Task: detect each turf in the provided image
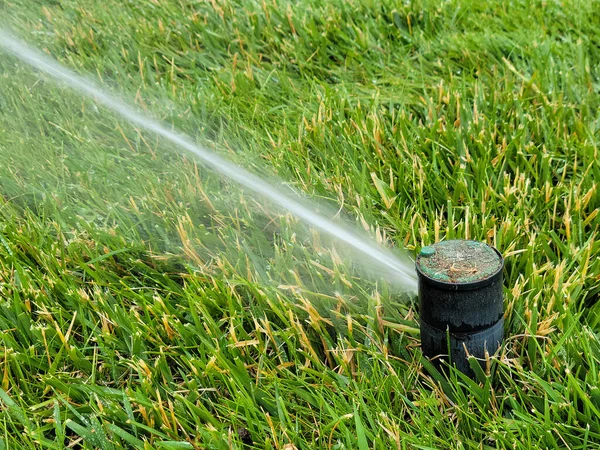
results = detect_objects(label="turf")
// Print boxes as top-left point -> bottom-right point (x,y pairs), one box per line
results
0,0 -> 599,448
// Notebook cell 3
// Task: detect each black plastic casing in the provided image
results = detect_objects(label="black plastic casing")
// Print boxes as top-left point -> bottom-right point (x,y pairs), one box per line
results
417,244 -> 504,375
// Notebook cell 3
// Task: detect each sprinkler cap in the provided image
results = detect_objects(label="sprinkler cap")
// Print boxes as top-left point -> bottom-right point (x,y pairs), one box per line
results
416,239 -> 504,332
416,240 -> 502,286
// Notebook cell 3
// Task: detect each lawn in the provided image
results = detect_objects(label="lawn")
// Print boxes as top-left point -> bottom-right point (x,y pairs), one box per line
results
0,0 -> 599,448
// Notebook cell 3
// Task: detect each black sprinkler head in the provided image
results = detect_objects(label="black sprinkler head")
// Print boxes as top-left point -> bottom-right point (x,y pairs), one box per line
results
416,240 -> 504,375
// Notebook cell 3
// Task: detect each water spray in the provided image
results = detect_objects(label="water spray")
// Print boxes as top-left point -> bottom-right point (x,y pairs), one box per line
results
0,29 -> 416,291
416,240 -> 504,375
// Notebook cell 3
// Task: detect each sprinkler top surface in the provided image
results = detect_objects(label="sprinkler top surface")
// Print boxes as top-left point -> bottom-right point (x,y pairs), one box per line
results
416,240 -> 502,284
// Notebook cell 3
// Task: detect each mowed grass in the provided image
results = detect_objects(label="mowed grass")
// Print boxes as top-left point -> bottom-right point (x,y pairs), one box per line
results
0,0 -> 599,448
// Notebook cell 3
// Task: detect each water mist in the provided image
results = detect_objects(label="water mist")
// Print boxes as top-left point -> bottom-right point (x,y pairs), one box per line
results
0,29 -> 417,292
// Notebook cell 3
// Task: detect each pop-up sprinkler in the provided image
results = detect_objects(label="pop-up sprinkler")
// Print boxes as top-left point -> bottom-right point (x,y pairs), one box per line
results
416,240 -> 504,375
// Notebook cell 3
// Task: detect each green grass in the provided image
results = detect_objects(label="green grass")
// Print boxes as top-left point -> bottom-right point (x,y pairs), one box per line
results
0,0 -> 599,448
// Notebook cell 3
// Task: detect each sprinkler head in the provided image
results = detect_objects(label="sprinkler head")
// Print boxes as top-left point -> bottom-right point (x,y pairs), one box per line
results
416,240 -> 504,376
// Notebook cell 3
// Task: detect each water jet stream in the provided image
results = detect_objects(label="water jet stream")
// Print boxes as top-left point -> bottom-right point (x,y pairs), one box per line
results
0,29 -> 417,291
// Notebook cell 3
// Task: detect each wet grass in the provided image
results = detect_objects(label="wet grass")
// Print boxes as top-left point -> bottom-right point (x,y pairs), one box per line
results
0,0 -> 600,448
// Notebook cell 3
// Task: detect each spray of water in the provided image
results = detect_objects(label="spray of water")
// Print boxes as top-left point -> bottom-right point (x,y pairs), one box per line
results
0,29 -> 417,291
